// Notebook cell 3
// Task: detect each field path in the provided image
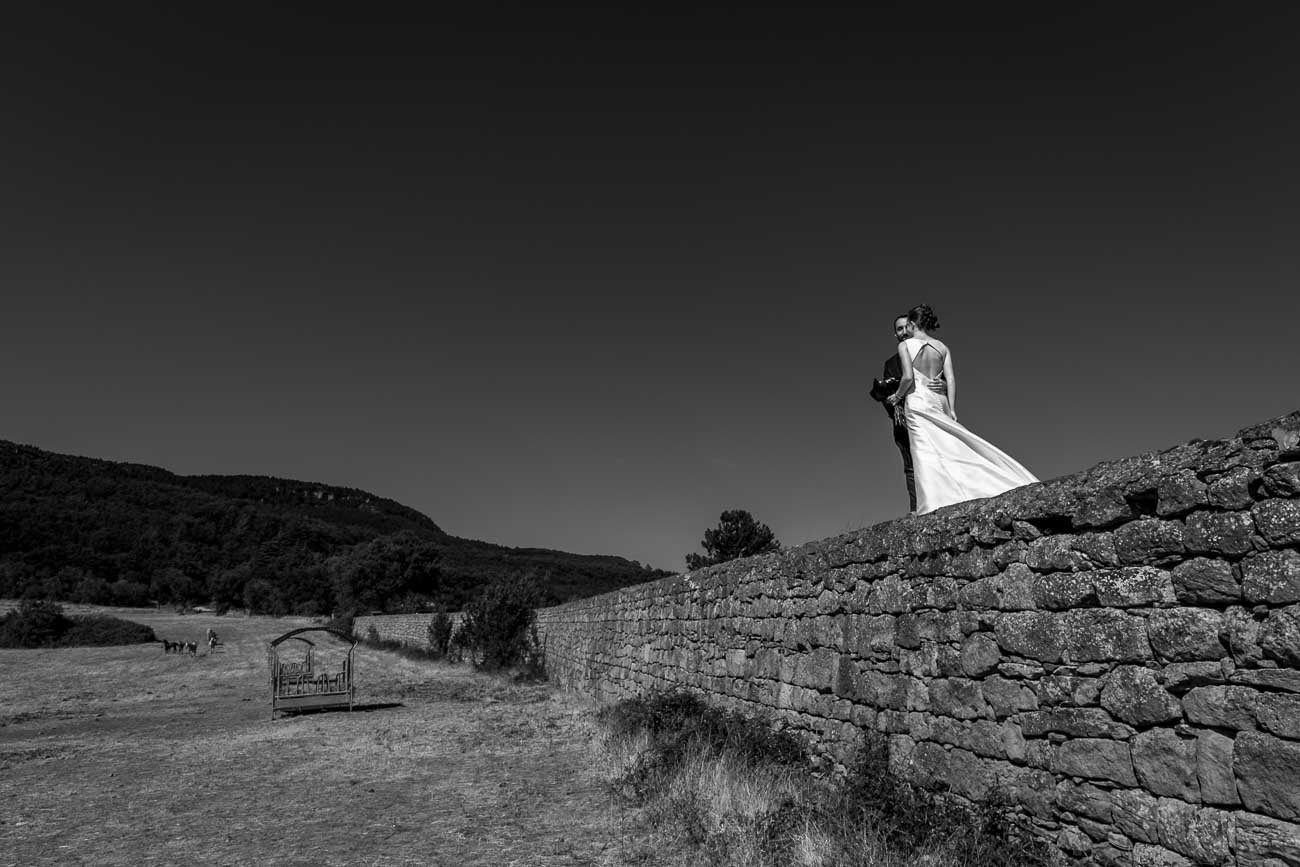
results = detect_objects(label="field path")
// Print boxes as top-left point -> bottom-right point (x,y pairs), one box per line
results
0,606 -> 657,867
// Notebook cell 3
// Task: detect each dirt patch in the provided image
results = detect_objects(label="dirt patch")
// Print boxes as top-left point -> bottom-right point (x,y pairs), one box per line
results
0,605 -> 661,866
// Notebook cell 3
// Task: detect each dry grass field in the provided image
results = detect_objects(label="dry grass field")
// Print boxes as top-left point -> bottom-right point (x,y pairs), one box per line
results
0,604 -> 661,867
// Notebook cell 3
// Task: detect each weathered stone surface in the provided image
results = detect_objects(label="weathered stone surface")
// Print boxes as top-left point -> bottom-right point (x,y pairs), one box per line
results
1253,499 -> 1300,546
1094,566 -> 1178,607
1074,487 -> 1136,529
1057,780 -> 1114,822
1033,571 -> 1100,609
1158,470 -> 1209,517
1207,466 -> 1257,509
1232,811 -> 1300,867
1100,665 -> 1183,726
1236,731 -> 1300,821
1184,510 -> 1258,556
1131,728 -> 1200,801
958,562 -> 1038,611
1063,609 -> 1153,663
981,675 -> 1038,718
1113,788 -> 1160,844
1116,518 -> 1188,565
1155,798 -> 1232,865
1183,685 -> 1259,730
1242,549 -> 1300,604
1262,461 -> 1300,498
1132,841 -> 1194,866
1260,604 -> 1300,667
1224,606 -> 1266,667
1163,661 -> 1227,694
1148,608 -> 1227,662
995,611 -> 1064,663
1025,536 -> 1099,574
1054,737 -> 1139,786
1197,730 -> 1240,807
959,632 -> 1001,677
926,678 -> 985,720
1171,557 -> 1240,605
1018,708 -> 1134,739
1041,674 -> 1103,707
1255,692 -> 1300,740
1232,667 -> 1300,694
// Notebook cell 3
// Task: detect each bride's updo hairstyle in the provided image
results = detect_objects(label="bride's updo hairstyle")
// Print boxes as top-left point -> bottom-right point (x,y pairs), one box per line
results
908,304 -> 940,332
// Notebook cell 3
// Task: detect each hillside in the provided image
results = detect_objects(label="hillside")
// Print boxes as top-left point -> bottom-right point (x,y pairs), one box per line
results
0,440 -> 669,614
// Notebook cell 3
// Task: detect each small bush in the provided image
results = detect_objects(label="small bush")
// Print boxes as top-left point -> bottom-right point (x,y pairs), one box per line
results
427,610 -> 455,658
457,572 -> 544,671
0,601 -> 156,648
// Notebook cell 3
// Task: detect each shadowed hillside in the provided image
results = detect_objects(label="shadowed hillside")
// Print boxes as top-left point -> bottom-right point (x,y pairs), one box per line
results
0,440 -> 669,614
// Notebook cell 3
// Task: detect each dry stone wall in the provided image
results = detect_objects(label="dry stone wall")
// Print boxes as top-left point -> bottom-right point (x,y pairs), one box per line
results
536,411 -> 1300,867
352,612 -> 461,648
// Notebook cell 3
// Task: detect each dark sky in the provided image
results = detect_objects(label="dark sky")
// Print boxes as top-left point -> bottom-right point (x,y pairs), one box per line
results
3,5 -> 1296,570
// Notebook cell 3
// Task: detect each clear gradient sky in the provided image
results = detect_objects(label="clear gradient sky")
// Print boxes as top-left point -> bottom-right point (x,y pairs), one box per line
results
2,5 -> 1296,571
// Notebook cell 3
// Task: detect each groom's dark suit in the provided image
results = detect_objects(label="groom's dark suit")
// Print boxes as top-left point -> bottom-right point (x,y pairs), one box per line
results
871,353 -> 916,512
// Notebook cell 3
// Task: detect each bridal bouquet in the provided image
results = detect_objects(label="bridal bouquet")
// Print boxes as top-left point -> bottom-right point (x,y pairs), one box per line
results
870,376 -> 899,403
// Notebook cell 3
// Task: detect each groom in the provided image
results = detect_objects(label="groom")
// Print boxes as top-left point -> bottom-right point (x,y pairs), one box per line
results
870,314 -> 916,512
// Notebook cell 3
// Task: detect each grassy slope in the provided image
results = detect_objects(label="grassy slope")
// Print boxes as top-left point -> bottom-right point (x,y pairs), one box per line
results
0,604 -> 662,867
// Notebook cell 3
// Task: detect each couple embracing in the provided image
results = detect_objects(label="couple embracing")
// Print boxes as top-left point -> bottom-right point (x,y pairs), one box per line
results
871,304 -> 1038,515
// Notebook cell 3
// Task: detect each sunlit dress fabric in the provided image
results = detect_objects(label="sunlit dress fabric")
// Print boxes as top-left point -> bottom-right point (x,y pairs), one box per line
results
901,337 -> 1039,514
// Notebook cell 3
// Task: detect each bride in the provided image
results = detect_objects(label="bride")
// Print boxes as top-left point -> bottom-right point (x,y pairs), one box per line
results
886,305 -> 1038,514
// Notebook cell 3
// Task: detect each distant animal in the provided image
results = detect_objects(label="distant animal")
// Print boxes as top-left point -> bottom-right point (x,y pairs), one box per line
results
162,640 -> 175,653
184,641 -> 197,656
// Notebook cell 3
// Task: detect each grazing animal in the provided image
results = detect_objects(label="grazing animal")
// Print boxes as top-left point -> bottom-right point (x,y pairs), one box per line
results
162,640 -> 174,653
185,641 -> 197,656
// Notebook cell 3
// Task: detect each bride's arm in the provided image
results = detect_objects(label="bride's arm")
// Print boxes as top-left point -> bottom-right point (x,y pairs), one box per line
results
887,346 -> 914,410
943,350 -> 957,419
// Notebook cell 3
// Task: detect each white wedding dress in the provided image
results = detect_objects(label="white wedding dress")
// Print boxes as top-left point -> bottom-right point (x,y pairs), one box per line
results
901,337 -> 1038,514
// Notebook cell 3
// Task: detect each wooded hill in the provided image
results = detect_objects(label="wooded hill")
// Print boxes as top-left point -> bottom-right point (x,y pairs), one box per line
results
0,440 -> 670,615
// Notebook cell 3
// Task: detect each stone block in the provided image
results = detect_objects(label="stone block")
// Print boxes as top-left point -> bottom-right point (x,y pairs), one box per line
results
927,678 -> 985,720
1260,604 -> 1300,667
1148,608 -> 1227,662
1154,799 -> 1232,865
1034,570 -> 1100,609
1158,470 -> 1209,517
959,563 -> 1038,610
981,675 -> 1038,718
1057,780 -> 1115,822
1232,811 -> 1300,867
1163,661 -> 1227,694
1113,788 -> 1160,844
1064,608 -> 1153,663
1131,727 -> 1200,801
1185,510 -> 1259,556
1094,566 -> 1178,607
1116,518 -> 1187,565
1207,466 -> 1257,510
1262,461 -> 1300,497
1255,692 -> 1300,740
1018,707 -> 1134,738
1224,606 -> 1266,667
1053,737 -> 1138,786
1074,487 -> 1136,529
1236,731 -> 1300,821
1242,549 -> 1300,604
1131,842 -> 1193,867
1100,665 -> 1183,726
1183,685 -> 1259,730
1254,499 -> 1300,546
1231,667 -> 1300,694
1196,730 -> 1240,807
959,632 -> 1001,677
1171,557 -> 1241,605
1040,674 -> 1103,707
995,611 -> 1064,663
1025,536 -> 1093,573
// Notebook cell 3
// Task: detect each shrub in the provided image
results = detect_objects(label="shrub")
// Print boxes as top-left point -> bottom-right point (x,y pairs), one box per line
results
62,614 -> 157,646
0,601 -> 156,648
0,600 -> 71,648
457,572 -> 544,671
427,610 -> 455,658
